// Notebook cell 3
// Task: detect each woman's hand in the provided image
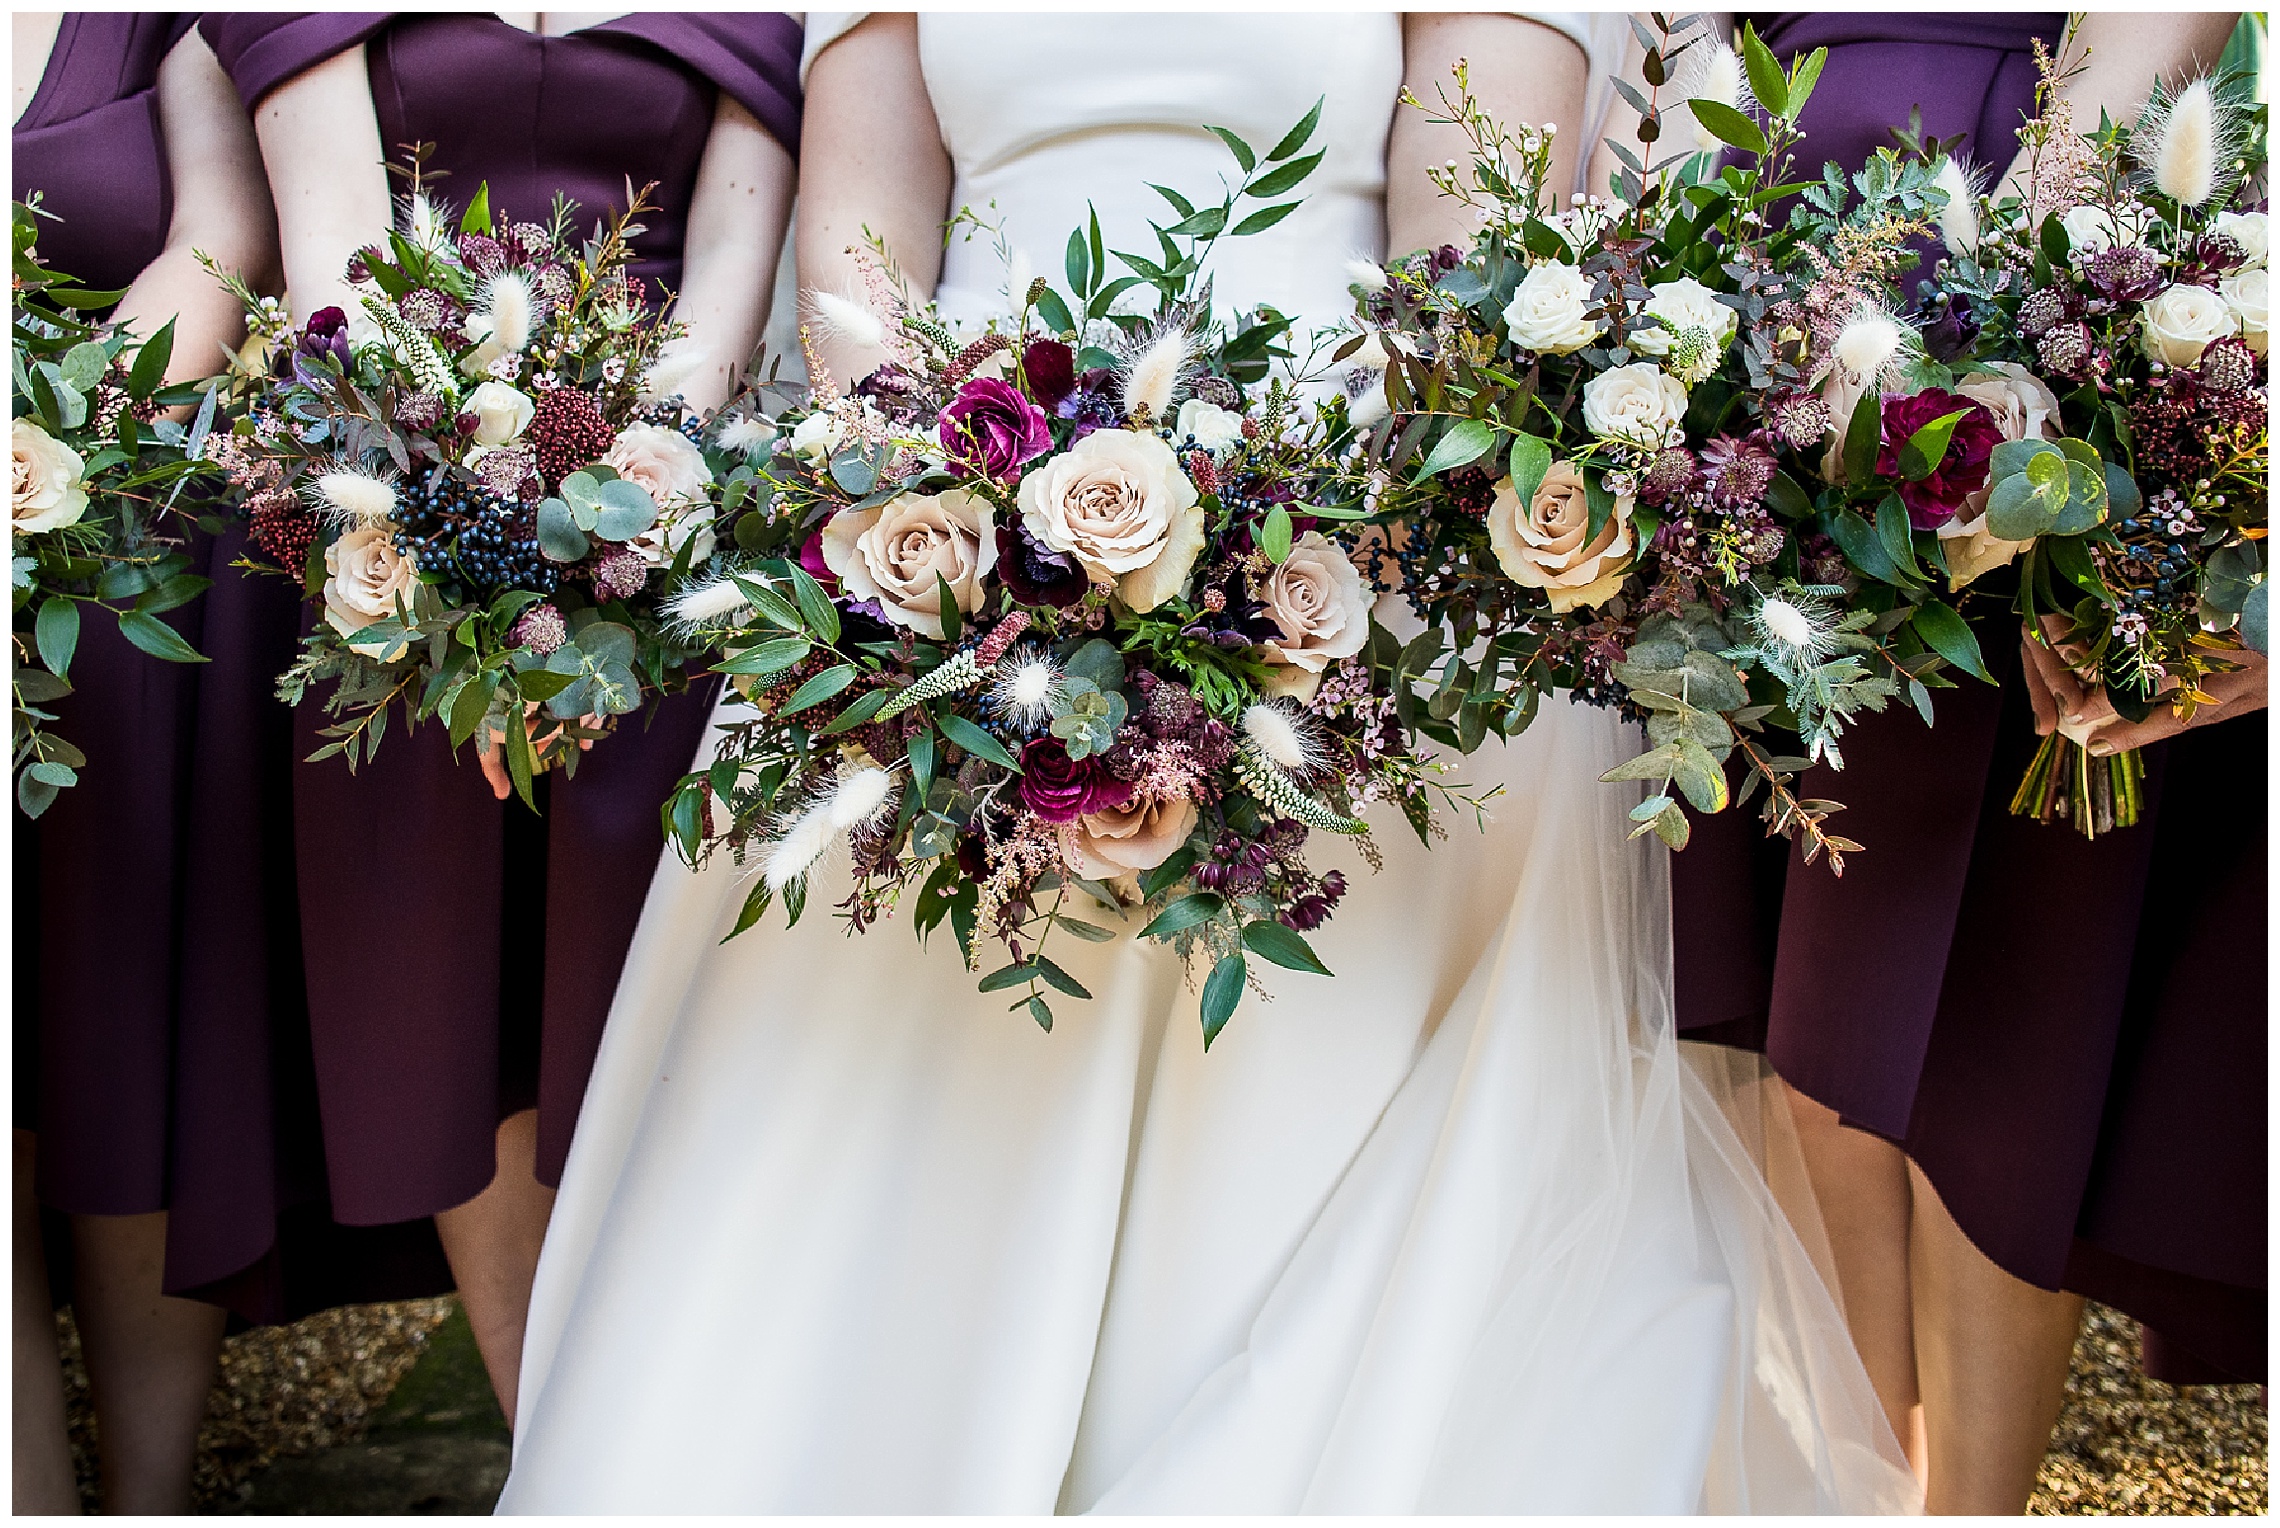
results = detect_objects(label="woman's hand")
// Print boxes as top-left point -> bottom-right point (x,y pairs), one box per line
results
477,703 -> 605,801
2020,615 -> 2267,755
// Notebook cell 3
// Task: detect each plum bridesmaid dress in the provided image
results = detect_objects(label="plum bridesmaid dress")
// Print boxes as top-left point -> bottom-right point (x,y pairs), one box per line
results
1674,12 -> 2265,1384
200,13 -> 802,1228
12,13 -> 417,1323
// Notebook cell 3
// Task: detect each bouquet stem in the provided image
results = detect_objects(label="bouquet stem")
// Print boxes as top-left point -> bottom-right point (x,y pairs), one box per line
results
2008,732 -> 2145,839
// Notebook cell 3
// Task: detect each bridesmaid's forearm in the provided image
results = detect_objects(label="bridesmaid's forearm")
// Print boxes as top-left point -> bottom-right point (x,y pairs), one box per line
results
1995,13 -> 2242,199
252,46 -> 393,323
673,95 -> 796,413
111,250 -> 252,388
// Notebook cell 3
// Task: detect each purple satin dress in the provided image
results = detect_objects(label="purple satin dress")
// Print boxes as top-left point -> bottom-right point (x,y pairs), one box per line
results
201,13 -> 801,1227
1676,13 -> 2265,1383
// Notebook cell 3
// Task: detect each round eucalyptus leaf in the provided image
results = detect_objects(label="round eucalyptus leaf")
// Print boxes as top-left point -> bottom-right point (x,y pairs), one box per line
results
592,478 -> 658,541
536,498 -> 590,562
1990,437 -> 2062,482
2240,582 -> 2268,655
2050,461 -> 2107,534
1983,471 -> 2059,541
573,620 -> 638,669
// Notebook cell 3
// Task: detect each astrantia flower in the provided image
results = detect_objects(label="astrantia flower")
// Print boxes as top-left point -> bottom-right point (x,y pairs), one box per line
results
1697,434 -> 1775,507
511,603 -> 568,655
2086,245 -> 2164,304
592,545 -> 649,602
938,376 -> 1052,482
1875,390 -> 2001,530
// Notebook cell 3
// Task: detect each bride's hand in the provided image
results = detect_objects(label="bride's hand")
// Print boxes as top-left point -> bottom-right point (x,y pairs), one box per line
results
478,703 -> 602,800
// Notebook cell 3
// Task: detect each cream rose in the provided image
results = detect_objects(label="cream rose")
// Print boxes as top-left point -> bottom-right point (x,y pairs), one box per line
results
1939,362 -> 2065,589
1254,532 -> 1371,701
2220,267 -> 2267,356
2216,210 -> 2269,266
604,421 -> 713,509
1630,276 -> 1738,361
1061,793 -> 1198,881
2059,205 -> 2134,259
821,488 -> 996,639
787,411 -> 844,465
1174,398 -> 1245,455
11,419 -> 88,534
1582,361 -> 1689,447
322,524 -> 418,634
2140,282 -> 2238,367
1017,429 -> 1202,612
1502,260 -> 1601,355
465,381 -> 535,447
1486,461 -> 1636,613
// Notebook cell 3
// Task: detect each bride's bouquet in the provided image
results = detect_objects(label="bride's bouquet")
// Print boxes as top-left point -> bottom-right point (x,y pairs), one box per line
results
209,167 -> 722,805
13,200 -> 219,817
1349,33 -> 2038,870
663,108 -> 1453,1042
1916,42 -> 2267,835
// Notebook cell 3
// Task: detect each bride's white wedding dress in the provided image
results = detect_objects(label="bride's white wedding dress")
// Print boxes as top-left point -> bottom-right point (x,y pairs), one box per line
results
497,14 -> 1919,1514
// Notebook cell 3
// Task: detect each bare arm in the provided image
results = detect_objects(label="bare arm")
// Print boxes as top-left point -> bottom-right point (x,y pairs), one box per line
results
112,28 -> 281,384
1996,13 -> 2241,197
795,13 -> 951,388
671,94 -> 796,411
250,46 -> 392,325
1585,14 -> 1734,208
1389,14 -> 1589,258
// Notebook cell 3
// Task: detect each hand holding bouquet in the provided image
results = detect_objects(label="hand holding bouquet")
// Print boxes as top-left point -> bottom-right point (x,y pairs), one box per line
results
209,166 -> 723,807
1917,37 -> 2267,834
664,108 -> 1462,1043
1345,33 -> 2005,871
12,200 -> 220,817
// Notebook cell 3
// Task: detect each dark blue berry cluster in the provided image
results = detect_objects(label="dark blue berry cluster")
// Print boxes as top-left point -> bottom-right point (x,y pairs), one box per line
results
395,465 -> 559,598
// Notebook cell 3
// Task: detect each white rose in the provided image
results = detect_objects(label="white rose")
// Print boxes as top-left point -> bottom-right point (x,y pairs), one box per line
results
465,381 -> 535,447
2220,267 -> 2267,356
11,419 -> 88,534
2140,282 -> 2238,367
1502,260 -> 1601,355
1174,399 -> 1246,456
1486,461 -> 1637,613
1017,430 -> 1202,612
788,411 -> 845,465
1630,276 -> 1738,362
603,421 -> 712,510
821,489 -> 995,639
2059,205 -> 2134,259
322,524 -> 418,634
2215,210 -> 2268,266
1581,361 -> 1689,447
1256,532 -> 1372,698
1060,793 -> 1198,881
1939,363 -> 2065,589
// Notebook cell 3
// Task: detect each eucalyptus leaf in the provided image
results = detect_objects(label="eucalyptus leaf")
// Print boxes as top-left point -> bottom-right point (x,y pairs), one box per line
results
536,498 -> 590,561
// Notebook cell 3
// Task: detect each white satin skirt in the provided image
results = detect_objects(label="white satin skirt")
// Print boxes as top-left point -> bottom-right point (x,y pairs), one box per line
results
497,694 -> 1920,1513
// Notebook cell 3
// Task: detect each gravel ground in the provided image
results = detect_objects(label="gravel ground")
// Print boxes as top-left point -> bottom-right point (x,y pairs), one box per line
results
54,1296 -> 2265,1514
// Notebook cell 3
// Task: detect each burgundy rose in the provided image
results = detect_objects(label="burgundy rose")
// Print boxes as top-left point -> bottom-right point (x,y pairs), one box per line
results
1017,738 -> 1132,824
1876,389 -> 2002,529
939,376 -> 1052,481
798,526 -> 840,592
1023,340 -> 1076,411
994,523 -> 1088,608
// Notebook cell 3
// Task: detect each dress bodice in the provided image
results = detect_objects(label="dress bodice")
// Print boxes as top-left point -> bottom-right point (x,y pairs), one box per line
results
915,14 -> 1404,336
12,12 -> 197,293
201,11 -> 802,294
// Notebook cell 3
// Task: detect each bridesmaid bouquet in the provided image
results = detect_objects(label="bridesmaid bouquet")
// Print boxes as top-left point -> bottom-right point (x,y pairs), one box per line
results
1351,34 -> 1994,870
209,171 -> 722,805
1916,45 -> 2268,835
664,109 -> 1455,1042
12,200 -> 218,817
